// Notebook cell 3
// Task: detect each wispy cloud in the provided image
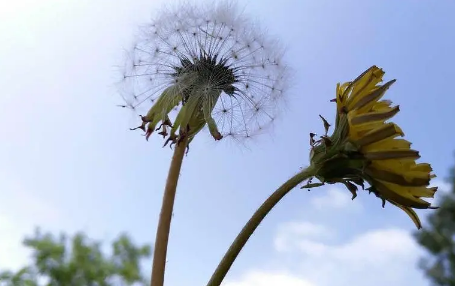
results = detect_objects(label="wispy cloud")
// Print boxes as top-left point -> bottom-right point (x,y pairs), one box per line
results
310,187 -> 363,212
223,270 -> 315,286
274,221 -> 333,253
225,220 -> 426,286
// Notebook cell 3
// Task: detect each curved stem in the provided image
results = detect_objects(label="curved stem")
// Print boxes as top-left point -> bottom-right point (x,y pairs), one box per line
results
151,137 -> 189,286
206,167 -> 316,286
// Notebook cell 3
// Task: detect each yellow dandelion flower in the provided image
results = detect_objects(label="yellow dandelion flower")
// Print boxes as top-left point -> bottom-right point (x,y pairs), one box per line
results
309,66 -> 437,229
206,66 -> 439,286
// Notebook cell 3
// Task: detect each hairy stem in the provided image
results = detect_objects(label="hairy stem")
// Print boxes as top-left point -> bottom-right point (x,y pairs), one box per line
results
151,136 -> 189,286
206,167 -> 316,286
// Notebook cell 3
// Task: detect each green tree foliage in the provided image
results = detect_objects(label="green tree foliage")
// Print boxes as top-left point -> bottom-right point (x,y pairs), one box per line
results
414,161 -> 455,286
0,229 -> 151,286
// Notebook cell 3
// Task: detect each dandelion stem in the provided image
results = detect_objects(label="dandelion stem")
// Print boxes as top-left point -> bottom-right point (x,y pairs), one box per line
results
206,166 -> 316,286
151,136 -> 189,286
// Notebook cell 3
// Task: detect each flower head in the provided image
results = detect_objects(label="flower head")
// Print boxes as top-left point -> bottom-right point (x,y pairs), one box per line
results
308,66 -> 437,229
117,1 -> 288,147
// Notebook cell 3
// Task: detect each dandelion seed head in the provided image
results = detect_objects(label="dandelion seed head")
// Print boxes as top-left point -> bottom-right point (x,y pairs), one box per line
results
117,1 -> 289,143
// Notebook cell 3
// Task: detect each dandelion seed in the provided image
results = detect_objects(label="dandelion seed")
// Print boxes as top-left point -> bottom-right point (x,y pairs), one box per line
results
116,1 -> 289,147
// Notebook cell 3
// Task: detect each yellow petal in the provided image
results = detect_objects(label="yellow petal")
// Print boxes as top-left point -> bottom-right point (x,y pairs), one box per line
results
372,100 -> 393,112
411,163 -> 433,173
363,149 -> 420,160
346,67 -> 385,110
363,138 -> 412,152
348,120 -> 385,141
337,82 -> 352,112
349,105 -> 400,125
366,167 -> 430,186
378,180 -> 436,199
352,80 -> 396,113
389,201 -> 423,229
354,123 -> 404,147
370,160 -> 432,187
373,180 -> 432,209
371,160 -> 429,178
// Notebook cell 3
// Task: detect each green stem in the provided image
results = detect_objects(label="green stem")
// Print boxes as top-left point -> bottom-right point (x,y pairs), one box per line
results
206,166 -> 316,286
150,137 -> 189,286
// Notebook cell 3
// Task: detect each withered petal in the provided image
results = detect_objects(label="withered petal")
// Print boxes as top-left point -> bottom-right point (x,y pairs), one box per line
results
389,201 -> 423,229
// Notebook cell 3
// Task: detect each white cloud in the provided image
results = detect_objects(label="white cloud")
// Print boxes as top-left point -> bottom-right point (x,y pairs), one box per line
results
275,221 -> 417,263
310,187 -> 362,212
302,228 -> 424,286
223,271 -> 316,286
229,221 -> 426,286
328,229 -> 417,263
274,221 -> 332,254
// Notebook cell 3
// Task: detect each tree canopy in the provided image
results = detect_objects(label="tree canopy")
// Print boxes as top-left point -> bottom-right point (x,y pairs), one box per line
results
414,160 -> 455,285
0,229 -> 151,286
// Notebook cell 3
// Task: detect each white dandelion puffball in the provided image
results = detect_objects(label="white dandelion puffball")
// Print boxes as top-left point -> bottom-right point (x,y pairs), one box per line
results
118,1 -> 289,142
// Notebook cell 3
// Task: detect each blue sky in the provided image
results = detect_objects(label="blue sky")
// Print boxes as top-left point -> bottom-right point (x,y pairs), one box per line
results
1,0 -> 454,285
